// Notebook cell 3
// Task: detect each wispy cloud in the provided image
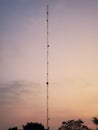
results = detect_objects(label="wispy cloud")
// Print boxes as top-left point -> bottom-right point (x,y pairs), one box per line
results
0,80 -> 41,105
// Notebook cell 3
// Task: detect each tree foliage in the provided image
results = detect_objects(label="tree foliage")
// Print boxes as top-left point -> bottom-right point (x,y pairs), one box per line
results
92,117 -> 98,125
58,119 -> 90,130
8,127 -> 18,130
23,122 -> 45,130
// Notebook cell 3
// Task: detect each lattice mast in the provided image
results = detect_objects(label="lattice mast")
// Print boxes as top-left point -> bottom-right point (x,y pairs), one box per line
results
46,0 -> 50,130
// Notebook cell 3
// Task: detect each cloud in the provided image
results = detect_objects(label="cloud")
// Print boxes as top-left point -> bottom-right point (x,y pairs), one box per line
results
0,80 -> 45,130
0,80 -> 41,105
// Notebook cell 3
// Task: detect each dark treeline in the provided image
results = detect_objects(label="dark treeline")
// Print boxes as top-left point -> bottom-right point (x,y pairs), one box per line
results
8,117 -> 98,130
8,122 -> 45,130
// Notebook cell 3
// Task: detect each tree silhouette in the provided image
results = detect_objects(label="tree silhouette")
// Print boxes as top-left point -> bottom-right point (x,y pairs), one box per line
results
8,127 -> 18,130
58,119 -> 90,130
23,122 -> 45,130
92,117 -> 98,125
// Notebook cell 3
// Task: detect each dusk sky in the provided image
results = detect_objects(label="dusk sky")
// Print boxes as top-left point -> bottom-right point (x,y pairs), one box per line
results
0,0 -> 98,130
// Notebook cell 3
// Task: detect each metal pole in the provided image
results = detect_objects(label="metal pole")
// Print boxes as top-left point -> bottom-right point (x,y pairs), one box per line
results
46,0 -> 49,129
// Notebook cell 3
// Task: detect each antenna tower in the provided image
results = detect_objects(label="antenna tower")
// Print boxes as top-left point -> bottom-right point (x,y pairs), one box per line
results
46,0 -> 49,130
